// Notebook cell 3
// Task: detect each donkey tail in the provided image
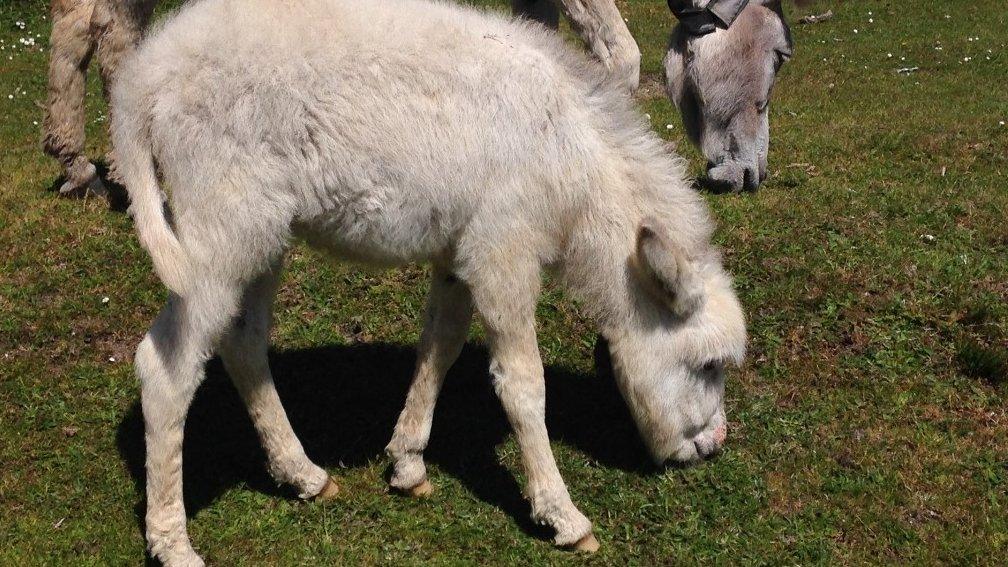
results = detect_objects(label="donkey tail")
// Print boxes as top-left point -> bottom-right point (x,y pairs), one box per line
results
111,95 -> 191,296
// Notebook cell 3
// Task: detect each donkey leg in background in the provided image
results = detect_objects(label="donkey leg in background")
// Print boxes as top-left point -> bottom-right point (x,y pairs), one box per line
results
43,0 -> 106,197
90,0 -> 157,186
512,0 -> 639,92
557,0 -> 640,92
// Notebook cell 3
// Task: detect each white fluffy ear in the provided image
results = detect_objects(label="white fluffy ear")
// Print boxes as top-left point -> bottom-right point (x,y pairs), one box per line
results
636,219 -> 705,317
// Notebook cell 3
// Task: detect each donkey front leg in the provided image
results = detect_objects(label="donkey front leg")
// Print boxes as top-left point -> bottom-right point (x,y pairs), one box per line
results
386,267 -> 473,496
218,268 -> 336,501
514,0 -> 639,92
468,260 -> 597,551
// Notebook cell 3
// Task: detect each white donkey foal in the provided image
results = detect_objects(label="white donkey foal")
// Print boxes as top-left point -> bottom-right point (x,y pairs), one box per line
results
112,0 -> 745,564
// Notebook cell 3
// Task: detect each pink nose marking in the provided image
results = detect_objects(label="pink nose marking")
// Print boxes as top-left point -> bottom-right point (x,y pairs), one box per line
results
712,422 -> 727,445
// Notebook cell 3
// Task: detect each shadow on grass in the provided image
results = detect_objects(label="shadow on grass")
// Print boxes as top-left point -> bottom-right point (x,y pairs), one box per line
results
692,176 -> 742,195
116,340 -> 653,546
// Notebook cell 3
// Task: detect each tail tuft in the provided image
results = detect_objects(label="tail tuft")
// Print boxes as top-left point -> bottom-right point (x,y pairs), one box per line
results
111,91 -> 191,296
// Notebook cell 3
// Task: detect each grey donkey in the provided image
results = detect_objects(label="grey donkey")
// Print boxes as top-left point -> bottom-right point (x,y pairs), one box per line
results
664,0 -> 793,191
42,0 -> 639,197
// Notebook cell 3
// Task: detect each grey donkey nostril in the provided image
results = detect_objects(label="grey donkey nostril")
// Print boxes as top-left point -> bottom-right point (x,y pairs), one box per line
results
743,167 -> 760,191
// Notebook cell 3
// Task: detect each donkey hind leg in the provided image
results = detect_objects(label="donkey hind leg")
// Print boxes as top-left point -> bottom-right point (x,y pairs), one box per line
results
218,266 -> 337,500
42,0 -> 106,197
465,254 -> 596,551
137,283 -> 247,567
386,267 -> 473,496
555,0 -> 640,92
90,0 -> 157,185
91,0 -> 156,82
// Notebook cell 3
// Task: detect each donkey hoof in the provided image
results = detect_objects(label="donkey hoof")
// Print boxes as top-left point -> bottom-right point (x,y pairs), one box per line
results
406,478 -> 434,497
313,477 -> 340,501
398,478 -> 433,498
58,179 -> 84,197
148,537 -> 205,567
569,533 -> 600,553
58,174 -> 108,198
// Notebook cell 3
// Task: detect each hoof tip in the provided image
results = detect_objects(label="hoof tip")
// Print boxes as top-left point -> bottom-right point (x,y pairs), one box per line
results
399,478 -> 433,498
59,175 -> 107,198
570,533 -> 599,553
314,477 -> 340,501
407,478 -> 434,497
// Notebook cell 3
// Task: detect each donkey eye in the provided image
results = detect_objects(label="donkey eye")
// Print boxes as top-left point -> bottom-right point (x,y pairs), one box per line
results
756,100 -> 769,112
773,49 -> 790,72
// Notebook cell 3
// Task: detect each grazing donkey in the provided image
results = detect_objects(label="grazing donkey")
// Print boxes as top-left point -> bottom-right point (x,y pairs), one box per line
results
112,0 -> 744,563
43,0 -> 638,196
664,0 -> 793,191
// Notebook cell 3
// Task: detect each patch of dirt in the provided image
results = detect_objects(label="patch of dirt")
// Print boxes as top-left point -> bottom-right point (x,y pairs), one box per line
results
64,314 -> 135,368
766,467 -> 819,517
634,72 -> 667,101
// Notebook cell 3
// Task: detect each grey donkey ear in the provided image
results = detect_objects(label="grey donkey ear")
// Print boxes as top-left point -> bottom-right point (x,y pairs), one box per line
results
636,218 -> 705,317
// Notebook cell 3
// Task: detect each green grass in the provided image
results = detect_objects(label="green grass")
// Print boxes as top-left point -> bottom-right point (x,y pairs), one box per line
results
2,0 -> 1006,564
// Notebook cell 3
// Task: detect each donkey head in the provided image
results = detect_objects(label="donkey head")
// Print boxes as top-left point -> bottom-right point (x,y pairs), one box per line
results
604,219 -> 746,465
664,1 -> 792,191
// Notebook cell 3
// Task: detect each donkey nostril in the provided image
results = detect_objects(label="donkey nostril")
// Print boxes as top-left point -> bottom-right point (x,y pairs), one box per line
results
712,422 -> 727,446
695,430 -> 724,457
693,437 -> 721,460
692,421 -> 727,461
743,167 -> 759,191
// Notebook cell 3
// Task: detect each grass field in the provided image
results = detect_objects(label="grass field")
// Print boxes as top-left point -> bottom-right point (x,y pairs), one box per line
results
1,0 -> 1006,564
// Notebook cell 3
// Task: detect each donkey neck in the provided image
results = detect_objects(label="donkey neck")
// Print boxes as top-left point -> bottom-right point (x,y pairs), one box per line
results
558,196 -> 656,340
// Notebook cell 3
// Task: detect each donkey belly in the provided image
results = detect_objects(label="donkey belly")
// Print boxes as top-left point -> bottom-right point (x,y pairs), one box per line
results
292,179 -> 459,267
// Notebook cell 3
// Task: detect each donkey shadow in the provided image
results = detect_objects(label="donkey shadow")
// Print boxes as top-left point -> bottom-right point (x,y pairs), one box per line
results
116,340 -> 655,543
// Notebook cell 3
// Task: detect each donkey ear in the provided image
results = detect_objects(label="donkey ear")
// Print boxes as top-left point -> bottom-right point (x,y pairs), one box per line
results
636,219 -> 705,317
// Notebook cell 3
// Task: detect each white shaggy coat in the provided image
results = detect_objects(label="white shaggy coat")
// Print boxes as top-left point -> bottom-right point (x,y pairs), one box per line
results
112,0 -> 745,564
